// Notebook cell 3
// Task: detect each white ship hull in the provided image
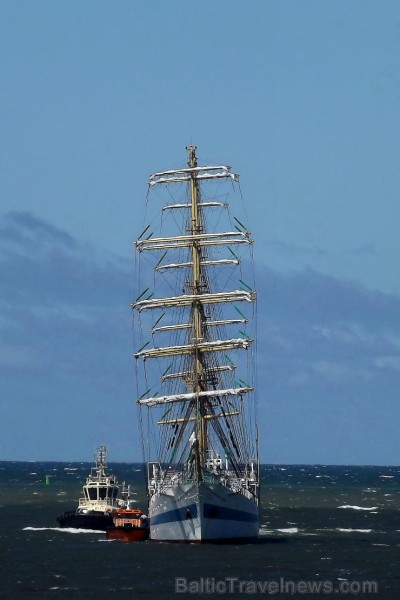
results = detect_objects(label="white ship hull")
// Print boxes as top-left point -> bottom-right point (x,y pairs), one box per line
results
149,480 -> 259,542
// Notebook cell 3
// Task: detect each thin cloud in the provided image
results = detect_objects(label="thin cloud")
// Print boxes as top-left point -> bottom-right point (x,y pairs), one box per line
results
260,265 -> 400,333
263,238 -> 328,258
0,211 -> 131,309
347,243 -> 376,256
0,211 -> 133,373
257,265 -> 400,389
373,355 -> 400,372
1,211 -> 76,251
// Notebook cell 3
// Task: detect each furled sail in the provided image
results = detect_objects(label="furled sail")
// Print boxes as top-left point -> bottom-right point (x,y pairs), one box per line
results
132,290 -> 255,312
162,201 -> 228,210
148,165 -> 239,188
136,231 -> 251,253
138,386 -> 253,407
134,338 -> 253,360
155,259 -> 240,271
152,319 -> 246,334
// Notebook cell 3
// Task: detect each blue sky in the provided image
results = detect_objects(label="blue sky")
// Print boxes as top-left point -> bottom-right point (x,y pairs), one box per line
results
1,1 -> 399,463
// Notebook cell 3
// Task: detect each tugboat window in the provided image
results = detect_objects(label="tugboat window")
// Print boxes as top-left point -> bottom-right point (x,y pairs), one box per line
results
88,488 -> 97,500
99,488 -> 107,500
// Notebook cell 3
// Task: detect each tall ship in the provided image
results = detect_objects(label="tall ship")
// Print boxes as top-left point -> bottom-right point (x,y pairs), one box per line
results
57,445 -> 120,530
132,146 -> 259,542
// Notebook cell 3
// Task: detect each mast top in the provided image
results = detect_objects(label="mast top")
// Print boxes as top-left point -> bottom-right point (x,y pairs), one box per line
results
186,145 -> 198,168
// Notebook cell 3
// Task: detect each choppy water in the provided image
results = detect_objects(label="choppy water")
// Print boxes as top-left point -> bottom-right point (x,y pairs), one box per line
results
0,462 -> 399,598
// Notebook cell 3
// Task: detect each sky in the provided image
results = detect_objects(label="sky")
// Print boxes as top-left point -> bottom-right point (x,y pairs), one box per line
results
1,1 -> 399,463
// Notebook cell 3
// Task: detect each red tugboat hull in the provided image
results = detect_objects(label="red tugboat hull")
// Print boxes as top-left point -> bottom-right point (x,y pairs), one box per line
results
106,527 -> 149,542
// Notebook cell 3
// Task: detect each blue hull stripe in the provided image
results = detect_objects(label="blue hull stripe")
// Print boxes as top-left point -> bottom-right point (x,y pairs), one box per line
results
203,503 -> 258,523
150,503 -> 198,526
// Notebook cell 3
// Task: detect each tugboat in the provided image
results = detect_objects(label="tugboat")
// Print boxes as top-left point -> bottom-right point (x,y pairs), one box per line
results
106,488 -> 149,542
57,445 -> 120,530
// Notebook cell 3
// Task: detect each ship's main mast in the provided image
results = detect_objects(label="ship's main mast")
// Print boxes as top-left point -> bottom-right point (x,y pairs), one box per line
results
187,145 -> 206,475
134,149 -> 256,478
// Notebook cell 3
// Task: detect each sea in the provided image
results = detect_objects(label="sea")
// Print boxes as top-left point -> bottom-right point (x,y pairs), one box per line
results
0,463 -> 399,599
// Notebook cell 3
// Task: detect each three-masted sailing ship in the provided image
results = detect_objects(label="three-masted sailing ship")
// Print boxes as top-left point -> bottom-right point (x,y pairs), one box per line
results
132,146 -> 259,542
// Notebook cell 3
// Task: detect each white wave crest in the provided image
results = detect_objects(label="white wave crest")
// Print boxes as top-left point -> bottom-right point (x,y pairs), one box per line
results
337,528 -> 372,533
23,526 -> 104,534
258,526 -> 299,535
337,505 -> 378,511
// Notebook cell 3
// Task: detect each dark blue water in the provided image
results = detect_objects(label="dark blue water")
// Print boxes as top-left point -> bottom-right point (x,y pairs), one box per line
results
0,462 -> 399,598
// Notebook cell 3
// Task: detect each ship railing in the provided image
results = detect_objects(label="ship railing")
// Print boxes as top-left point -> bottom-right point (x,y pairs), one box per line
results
78,497 -> 118,508
159,474 -> 258,494
159,470 -> 184,488
161,471 -> 233,488
218,475 -> 259,501
150,468 -> 196,491
85,476 -> 117,485
148,464 -> 258,493
114,518 -> 142,528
